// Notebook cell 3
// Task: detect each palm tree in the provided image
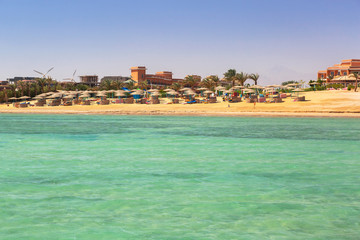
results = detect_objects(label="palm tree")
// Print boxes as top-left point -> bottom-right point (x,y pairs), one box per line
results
224,69 -> 237,86
235,72 -> 248,86
171,82 -> 181,91
249,73 -> 259,85
37,78 -> 46,93
18,81 -> 26,96
31,81 -> 38,96
354,73 -> 359,92
207,75 -> 220,87
101,79 -> 112,90
183,75 -> 198,89
9,84 -> 16,98
112,80 -> 124,90
201,77 -> 217,90
125,80 -> 135,90
45,78 -> 54,92
138,80 -> 148,90
25,82 -> 31,97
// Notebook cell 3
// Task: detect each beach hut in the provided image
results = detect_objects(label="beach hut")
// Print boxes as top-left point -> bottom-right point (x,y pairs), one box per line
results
292,88 -> 305,101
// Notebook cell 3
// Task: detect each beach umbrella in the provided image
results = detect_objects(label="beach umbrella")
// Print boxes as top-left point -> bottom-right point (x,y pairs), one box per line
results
164,89 -> 173,92
79,94 -> 90,98
63,94 -> 75,99
115,91 -> 126,97
292,88 -> 303,92
9,97 -> 18,102
291,88 -> 303,97
243,89 -> 255,93
18,96 -> 30,99
147,89 -> 158,92
124,79 -> 136,84
287,83 -> 300,87
179,87 -> 191,92
215,86 -> 225,90
203,90 -> 213,94
249,85 -> 264,89
184,89 -> 196,95
33,96 -> 45,100
197,87 -> 208,91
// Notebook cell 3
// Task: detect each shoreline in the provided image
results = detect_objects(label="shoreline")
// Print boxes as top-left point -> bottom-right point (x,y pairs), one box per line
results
1,108 -> 360,118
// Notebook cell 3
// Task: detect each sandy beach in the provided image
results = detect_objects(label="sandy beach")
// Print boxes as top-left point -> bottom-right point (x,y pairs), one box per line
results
1,90 -> 360,118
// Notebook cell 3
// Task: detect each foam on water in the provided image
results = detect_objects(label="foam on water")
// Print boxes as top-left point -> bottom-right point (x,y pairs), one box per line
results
0,114 -> 359,239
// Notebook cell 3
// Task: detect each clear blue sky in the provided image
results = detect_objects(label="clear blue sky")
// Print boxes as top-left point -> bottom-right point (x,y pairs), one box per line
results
1,0 -> 359,85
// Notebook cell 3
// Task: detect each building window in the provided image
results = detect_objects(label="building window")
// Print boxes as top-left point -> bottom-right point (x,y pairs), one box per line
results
337,72 -> 340,75
344,72 -> 347,76
321,74 -> 324,78
331,72 -> 334,76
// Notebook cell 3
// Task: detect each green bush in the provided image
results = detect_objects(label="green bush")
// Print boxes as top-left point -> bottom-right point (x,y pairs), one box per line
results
347,85 -> 355,91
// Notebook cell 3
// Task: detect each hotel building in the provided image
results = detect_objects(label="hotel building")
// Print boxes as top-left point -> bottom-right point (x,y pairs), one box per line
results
79,75 -> 98,87
317,59 -> 360,86
130,66 -> 184,87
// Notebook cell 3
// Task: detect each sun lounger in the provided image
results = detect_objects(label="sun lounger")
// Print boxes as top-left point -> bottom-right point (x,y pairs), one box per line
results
294,96 -> 305,101
151,99 -> 160,104
258,97 -> 266,103
124,98 -> 134,104
274,98 -> 283,103
63,101 -> 72,106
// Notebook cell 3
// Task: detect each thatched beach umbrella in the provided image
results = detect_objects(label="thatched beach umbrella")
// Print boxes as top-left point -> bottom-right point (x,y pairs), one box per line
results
243,89 -> 255,94
179,87 -> 191,92
19,96 -> 30,100
79,93 -> 90,98
147,89 -> 158,92
33,96 -> 45,100
9,97 -> 18,102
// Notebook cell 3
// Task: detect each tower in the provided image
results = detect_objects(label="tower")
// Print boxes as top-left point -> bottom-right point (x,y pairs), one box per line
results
130,66 -> 147,85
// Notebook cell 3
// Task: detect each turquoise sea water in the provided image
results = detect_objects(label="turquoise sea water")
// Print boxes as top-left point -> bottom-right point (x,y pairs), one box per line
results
0,114 -> 359,239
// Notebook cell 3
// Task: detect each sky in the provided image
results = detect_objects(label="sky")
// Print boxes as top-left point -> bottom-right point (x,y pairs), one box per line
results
1,0 -> 360,85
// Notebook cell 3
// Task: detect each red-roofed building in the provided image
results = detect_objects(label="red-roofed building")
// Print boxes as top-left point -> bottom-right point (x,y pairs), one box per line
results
318,59 -> 360,81
130,66 -> 183,87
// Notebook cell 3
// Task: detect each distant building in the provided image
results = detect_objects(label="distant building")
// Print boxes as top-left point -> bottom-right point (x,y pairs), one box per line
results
7,77 -> 36,85
79,75 -> 98,87
130,66 -> 183,87
318,59 -> 360,86
100,76 -> 129,83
